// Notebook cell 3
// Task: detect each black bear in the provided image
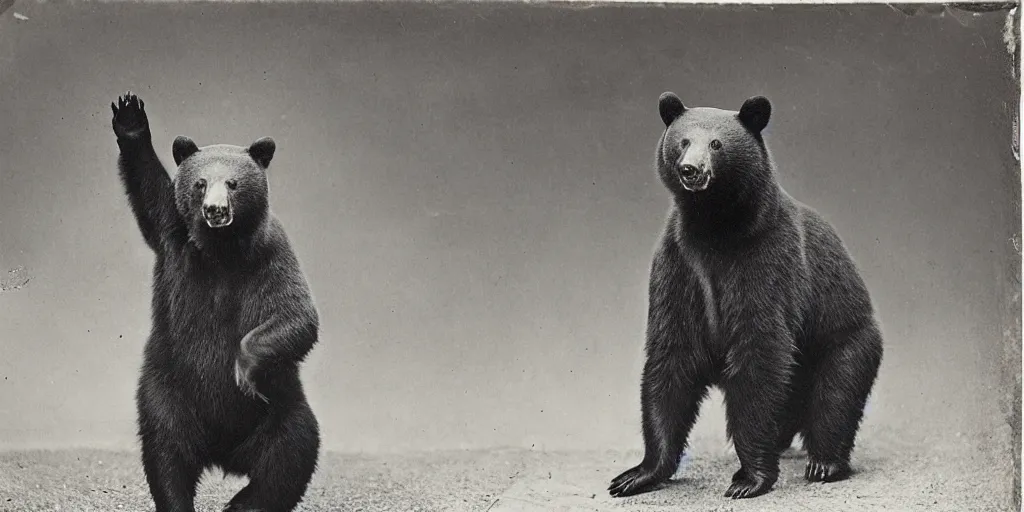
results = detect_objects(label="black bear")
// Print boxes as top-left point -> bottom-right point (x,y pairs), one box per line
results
111,92 -> 321,512
608,93 -> 884,500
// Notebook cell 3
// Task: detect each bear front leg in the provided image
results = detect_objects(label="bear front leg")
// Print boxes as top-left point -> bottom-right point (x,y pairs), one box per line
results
609,350 -> 710,497
720,326 -> 794,499
234,310 -> 318,402
110,92 -> 185,253
234,322 -> 270,403
609,251 -> 713,497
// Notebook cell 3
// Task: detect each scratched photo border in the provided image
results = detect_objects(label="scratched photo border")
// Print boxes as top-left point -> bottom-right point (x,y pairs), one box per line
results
0,1 -> 1019,510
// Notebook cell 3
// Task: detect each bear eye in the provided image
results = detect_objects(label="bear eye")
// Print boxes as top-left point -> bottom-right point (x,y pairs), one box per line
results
194,179 -> 206,190
226,179 -> 238,190
710,139 -> 723,150
681,138 -> 690,147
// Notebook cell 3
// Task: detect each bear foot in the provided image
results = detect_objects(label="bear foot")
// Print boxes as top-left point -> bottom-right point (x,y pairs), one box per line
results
111,91 -> 150,141
724,467 -> 775,499
222,506 -> 266,512
222,489 -> 266,512
805,459 -> 850,483
608,464 -> 670,497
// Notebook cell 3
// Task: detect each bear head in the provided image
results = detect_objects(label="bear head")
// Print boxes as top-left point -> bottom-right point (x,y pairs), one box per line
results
655,93 -> 773,198
171,136 -> 276,242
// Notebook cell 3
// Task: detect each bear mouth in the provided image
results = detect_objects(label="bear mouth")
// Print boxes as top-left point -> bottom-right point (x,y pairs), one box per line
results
676,168 -> 712,192
203,210 -> 234,229
205,216 -> 233,229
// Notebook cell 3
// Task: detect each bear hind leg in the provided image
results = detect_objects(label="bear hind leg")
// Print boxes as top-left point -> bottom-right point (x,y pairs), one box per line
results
140,440 -> 203,512
721,337 -> 796,500
223,404 -> 321,512
137,384 -> 207,512
803,323 -> 883,483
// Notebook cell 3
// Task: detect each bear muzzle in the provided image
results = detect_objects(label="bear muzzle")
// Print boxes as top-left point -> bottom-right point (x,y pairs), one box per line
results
201,182 -> 234,228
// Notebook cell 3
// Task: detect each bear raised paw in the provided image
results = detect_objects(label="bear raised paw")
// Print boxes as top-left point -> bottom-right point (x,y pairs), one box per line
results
609,93 -> 883,500
111,94 -> 149,140
112,92 -> 322,512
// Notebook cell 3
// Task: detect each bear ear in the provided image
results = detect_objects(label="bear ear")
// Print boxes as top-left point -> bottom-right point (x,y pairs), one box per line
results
172,136 -> 200,166
659,92 -> 687,127
738,96 -> 772,134
248,137 -> 276,169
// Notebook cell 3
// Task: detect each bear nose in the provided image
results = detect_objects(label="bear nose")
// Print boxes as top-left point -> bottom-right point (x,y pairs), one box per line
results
680,164 -> 701,179
204,204 -> 228,218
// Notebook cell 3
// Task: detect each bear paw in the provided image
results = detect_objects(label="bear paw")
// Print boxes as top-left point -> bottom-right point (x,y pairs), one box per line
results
233,355 -> 269,404
724,467 -> 775,499
608,464 -> 669,497
110,91 -> 150,141
805,459 -> 850,483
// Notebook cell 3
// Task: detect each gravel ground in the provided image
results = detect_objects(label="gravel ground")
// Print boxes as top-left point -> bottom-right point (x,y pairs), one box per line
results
0,429 -> 1015,512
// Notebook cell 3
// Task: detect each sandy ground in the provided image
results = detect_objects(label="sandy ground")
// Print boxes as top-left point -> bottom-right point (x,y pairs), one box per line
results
0,429 -> 1016,512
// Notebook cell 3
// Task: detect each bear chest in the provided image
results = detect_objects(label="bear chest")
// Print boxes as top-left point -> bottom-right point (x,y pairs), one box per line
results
153,254 -> 261,358
673,244 -> 765,344
674,243 -> 804,350
677,254 -> 722,339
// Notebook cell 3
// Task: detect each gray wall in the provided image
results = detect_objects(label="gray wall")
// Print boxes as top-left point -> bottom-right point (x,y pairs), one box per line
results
0,3 -> 1017,457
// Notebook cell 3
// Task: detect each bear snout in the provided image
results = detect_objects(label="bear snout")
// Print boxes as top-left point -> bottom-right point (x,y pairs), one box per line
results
200,180 -> 235,228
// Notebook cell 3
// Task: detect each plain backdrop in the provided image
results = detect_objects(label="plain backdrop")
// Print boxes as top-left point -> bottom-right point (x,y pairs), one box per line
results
0,3 -> 1018,454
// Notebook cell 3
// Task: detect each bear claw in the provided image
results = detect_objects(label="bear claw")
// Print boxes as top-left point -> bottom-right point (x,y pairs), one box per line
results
724,468 -> 774,499
805,460 -> 850,483
608,464 -> 669,498
233,358 -> 269,403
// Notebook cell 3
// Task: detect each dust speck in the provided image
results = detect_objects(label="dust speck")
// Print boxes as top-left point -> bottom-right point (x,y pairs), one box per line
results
0,266 -> 31,292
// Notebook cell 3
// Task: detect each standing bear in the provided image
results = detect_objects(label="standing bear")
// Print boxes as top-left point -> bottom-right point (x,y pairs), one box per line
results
608,93 -> 884,500
111,92 -> 321,512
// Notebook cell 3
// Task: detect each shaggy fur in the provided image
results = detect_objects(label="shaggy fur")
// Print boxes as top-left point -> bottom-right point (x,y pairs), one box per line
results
609,93 -> 883,500
111,92 -> 321,512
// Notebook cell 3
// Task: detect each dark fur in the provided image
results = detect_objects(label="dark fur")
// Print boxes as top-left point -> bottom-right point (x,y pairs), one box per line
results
111,93 -> 321,512
609,93 -> 883,500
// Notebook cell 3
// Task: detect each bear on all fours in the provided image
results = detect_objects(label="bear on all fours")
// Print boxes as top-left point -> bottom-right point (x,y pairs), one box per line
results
111,93 -> 321,512
609,93 -> 884,500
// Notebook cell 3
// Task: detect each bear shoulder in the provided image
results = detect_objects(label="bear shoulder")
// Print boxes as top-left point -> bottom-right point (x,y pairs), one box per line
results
794,202 -> 874,325
794,202 -> 855,268
251,216 -> 317,315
